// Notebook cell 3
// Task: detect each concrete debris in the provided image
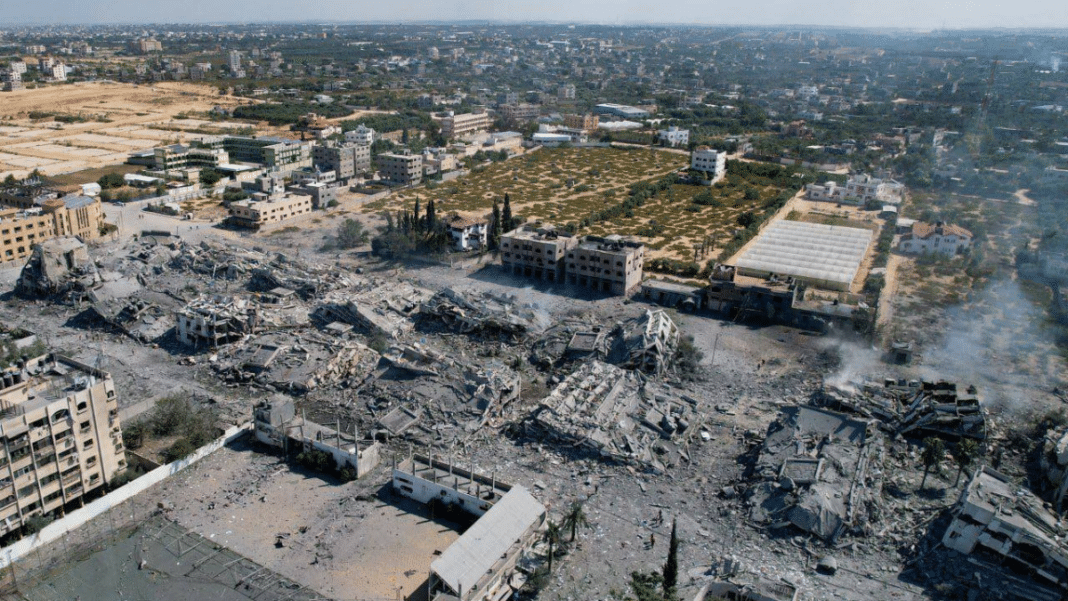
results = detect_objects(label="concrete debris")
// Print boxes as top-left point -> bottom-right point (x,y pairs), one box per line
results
943,467 -> 1068,599
318,280 -> 433,339
526,360 -> 706,472
254,396 -> 381,477
609,309 -> 680,375
87,297 -> 170,343
818,379 -> 986,442
421,287 -> 551,338
747,406 -> 885,541
213,331 -> 379,393
691,556 -> 801,601
378,404 -> 421,436
1041,426 -> 1068,506
176,294 -> 310,348
16,237 -> 99,298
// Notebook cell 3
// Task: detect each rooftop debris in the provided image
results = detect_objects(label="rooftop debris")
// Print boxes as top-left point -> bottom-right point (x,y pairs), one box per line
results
16,237 -> 99,299
87,297 -> 171,343
421,287 -> 552,338
943,467 -> 1068,600
524,360 -> 706,472
212,331 -> 379,393
747,406 -> 885,541
817,379 -> 986,442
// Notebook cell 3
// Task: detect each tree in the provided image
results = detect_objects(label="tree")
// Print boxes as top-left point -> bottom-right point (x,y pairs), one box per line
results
953,438 -> 981,486
562,501 -> 590,543
3,174 -> 15,187
426,198 -> 437,233
337,218 -> 369,249
920,437 -> 946,491
97,172 -> 125,189
544,519 -> 562,572
736,210 -> 757,228
489,198 -> 502,249
662,518 -> 679,601
629,572 -> 664,601
199,168 -> 222,186
413,197 -> 421,232
502,193 -> 513,233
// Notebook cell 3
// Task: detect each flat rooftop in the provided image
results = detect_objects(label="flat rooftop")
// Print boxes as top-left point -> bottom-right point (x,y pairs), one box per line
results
734,220 -> 873,291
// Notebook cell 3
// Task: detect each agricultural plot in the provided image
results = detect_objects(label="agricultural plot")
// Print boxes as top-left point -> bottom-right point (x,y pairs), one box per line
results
362,147 -> 797,262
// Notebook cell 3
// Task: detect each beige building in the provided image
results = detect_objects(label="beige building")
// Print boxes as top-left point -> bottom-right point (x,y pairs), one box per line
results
564,114 -> 599,131
229,195 -> 314,229
378,152 -> 423,186
500,225 -> 577,283
0,194 -> 105,265
566,235 -> 645,295
0,351 -> 127,538
436,111 -> 492,139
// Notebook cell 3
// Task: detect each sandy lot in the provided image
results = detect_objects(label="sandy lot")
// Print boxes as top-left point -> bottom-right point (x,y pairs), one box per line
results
0,82 -> 250,180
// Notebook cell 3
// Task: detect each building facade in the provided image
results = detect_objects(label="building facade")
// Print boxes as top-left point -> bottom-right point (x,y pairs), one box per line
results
898,221 -> 973,256
500,225 -> 578,283
658,126 -> 690,148
377,152 -> 423,186
805,174 -> 905,205
312,141 -> 371,181
344,125 -> 375,145
445,214 -> 487,251
0,352 -> 127,538
229,195 -> 314,229
690,147 -> 727,182
564,114 -> 599,131
0,193 -> 105,265
566,235 -> 645,295
437,112 -> 492,139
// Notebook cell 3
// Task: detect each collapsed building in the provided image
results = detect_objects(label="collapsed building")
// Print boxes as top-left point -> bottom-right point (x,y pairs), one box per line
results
526,360 -> 705,472
317,281 -> 434,339
15,237 -> 99,298
608,309 -> 680,375
213,331 -> 380,393
253,397 -> 381,477
175,295 -> 309,348
943,467 -> 1068,600
818,379 -> 986,442
391,452 -> 546,601
747,406 -> 885,541
421,287 -> 551,338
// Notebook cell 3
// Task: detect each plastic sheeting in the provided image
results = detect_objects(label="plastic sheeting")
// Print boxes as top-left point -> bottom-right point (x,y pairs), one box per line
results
735,220 -> 874,291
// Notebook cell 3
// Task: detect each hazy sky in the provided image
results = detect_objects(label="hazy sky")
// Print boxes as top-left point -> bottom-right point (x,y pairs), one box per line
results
4,0 -> 1066,29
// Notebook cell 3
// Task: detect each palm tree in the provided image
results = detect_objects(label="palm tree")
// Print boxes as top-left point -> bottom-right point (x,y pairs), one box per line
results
920,437 -> 946,491
544,519 -> 562,572
953,438 -> 981,487
562,501 -> 590,543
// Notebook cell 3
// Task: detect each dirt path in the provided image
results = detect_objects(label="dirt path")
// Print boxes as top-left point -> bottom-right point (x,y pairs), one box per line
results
876,251 -> 906,338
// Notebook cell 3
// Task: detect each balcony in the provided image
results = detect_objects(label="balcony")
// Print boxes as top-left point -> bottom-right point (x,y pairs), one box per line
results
61,473 -> 80,488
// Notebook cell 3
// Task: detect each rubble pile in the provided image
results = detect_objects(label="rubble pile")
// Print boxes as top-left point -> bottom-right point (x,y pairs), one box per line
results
529,321 -> 605,367
817,379 -> 986,442
747,406 -> 885,541
317,280 -> 434,339
212,331 -> 380,393
525,360 -> 706,472
16,237 -> 100,299
608,309 -> 680,375
87,296 -> 171,343
421,287 -> 551,338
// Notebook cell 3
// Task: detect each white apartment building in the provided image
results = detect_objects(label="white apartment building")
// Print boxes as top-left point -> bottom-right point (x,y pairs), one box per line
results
806,173 -> 905,205
690,147 -> 727,182
658,126 -> 690,148
344,125 -> 375,145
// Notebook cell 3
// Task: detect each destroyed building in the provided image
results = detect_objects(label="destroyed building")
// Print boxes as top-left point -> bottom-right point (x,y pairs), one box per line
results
747,406 -> 884,541
942,467 -> 1068,599
609,309 -> 680,375
317,280 -> 434,340
818,379 -> 986,442
213,331 -> 380,393
253,397 -> 381,478
15,237 -> 99,298
391,452 -> 546,601
421,287 -> 551,338
175,296 -> 261,347
526,360 -> 705,472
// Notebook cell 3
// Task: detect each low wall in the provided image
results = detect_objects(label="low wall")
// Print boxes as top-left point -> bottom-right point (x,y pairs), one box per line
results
0,422 -> 251,570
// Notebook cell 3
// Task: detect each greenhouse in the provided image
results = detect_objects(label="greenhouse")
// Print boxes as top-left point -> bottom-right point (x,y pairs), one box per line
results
734,220 -> 873,291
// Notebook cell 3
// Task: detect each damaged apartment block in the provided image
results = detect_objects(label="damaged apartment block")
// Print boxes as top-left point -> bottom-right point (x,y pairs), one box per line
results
747,406 -> 885,541
943,467 -> 1068,600
253,397 -> 381,478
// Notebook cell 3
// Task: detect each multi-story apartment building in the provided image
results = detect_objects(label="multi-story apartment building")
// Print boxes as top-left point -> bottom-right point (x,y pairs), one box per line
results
898,221 -> 973,256
805,173 -> 905,205
558,84 -> 576,100
377,151 -> 423,186
313,141 -> 371,181
566,235 -> 645,295
152,143 -> 230,171
499,103 -> 540,123
229,195 -> 314,229
658,126 -> 690,148
0,193 -> 105,265
563,113 -> 599,131
129,38 -> 163,54
436,111 -> 492,139
0,350 -> 127,538
690,147 -> 727,182
344,125 -> 375,145
1,71 -> 24,92
500,225 -> 578,283
220,136 -> 312,176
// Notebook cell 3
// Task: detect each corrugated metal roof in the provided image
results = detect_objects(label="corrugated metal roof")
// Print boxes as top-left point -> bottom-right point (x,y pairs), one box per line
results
431,487 -> 544,595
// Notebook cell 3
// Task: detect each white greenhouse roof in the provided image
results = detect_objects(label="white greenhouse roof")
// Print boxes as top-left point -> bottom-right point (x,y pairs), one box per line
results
734,220 -> 873,290
431,486 -> 544,594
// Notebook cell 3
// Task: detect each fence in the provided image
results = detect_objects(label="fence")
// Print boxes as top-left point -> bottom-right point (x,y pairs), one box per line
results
0,422 -> 250,575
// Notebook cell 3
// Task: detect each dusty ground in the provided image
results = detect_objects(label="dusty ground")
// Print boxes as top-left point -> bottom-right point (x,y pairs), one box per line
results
0,82 -> 251,180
